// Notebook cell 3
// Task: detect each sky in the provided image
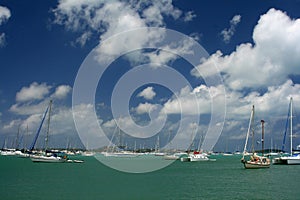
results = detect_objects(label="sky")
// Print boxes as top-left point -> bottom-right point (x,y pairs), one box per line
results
1,0 -> 300,152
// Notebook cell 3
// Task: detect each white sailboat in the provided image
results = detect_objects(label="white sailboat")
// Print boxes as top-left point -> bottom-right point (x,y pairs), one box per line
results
81,140 -> 96,156
0,148 -> 16,156
180,150 -> 211,162
163,131 -> 186,160
154,135 -> 165,156
1,138 -> 16,156
15,125 -> 31,158
189,151 -> 210,162
30,100 -> 67,163
241,105 -> 270,169
273,97 -> 300,165
102,123 -> 138,158
30,153 -> 67,163
1,126 -> 22,156
180,131 -> 213,162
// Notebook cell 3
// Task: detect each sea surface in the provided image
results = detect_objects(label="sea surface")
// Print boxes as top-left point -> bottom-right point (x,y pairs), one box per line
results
0,154 -> 299,200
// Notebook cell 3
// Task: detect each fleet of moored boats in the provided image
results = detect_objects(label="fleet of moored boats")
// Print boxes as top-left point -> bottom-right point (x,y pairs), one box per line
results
1,98 -> 300,168
1,147 -> 300,167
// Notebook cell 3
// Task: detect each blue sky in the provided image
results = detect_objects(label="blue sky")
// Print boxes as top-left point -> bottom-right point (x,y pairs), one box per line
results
1,0 -> 300,152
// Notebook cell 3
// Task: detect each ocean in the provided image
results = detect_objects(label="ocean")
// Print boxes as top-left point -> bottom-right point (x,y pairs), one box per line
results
0,154 -> 299,200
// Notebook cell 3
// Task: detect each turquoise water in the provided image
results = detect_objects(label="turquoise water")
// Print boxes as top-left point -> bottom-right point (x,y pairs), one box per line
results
0,155 -> 299,199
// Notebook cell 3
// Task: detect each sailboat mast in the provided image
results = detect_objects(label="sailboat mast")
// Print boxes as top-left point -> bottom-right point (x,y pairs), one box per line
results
24,124 -> 28,150
15,125 -> 21,150
155,136 -> 160,153
243,105 -> 254,159
290,97 -> 293,156
45,100 -> 52,152
261,120 -> 265,155
29,104 -> 50,151
197,131 -> 202,152
251,105 -> 255,153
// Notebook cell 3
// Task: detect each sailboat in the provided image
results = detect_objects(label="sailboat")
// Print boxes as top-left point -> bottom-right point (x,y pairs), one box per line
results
81,140 -> 96,156
1,126 -> 22,156
154,135 -> 165,156
15,125 -> 31,158
180,131 -> 213,162
241,105 -> 270,169
102,123 -> 138,158
273,97 -> 300,164
30,100 -> 67,163
0,137 -> 16,156
164,131 -> 186,160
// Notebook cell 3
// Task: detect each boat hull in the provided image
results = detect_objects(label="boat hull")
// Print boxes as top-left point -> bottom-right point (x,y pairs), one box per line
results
0,150 -> 16,156
287,158 -> 300,165
190,156 -> 209,162
243,161 -> 270,169
164,155 -> 180,160
272,157 -> 287,164
102,152 -> 139,158
241,155 -> 270,169
180,153 -> 212,162
273,156 -> 300,165
180,157 -> 190,162
30,155 -> 67,163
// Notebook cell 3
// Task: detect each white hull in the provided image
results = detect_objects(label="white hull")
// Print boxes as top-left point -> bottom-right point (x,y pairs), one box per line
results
181,152 -> 212,162
222,153 -> 233,156
164,155 -> 180,160
15,150 -> 30,158
154,152 -> 165,156
273,155 -> 300,165
67,159 -> 84,163
164,152 -> 186,160
1,150 -> 16,156
287,158 -> 300,164
190,152 -> 210,162
30,155 -> 67,163
102,152 -> 139,158
190,156 -> 209,162
81,151 -> 96,156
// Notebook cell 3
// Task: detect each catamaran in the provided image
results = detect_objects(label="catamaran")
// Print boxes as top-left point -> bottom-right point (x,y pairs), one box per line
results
273,97 -> 300,165
241,105 -> 270,169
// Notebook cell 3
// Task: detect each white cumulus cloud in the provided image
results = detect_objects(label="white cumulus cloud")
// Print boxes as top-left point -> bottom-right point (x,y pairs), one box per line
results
11,83 -> 72,115
135,102 -> 158,115
16,82 -> 51,102
137,87 -> 156,100
193,8 -> 300,91
220,14 -> 241,43
53,0 -> 195,65
52,85 -> 72,99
